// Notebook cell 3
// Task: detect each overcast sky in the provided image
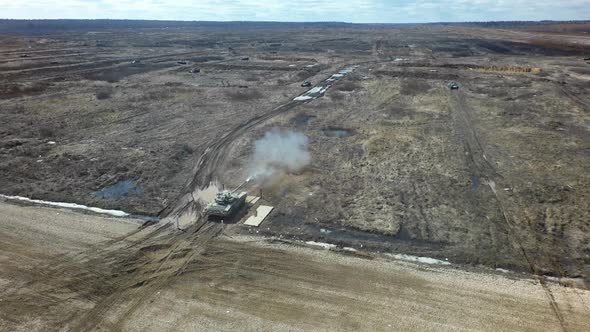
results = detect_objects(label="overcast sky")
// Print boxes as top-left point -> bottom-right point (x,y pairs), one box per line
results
1,0 -> 589,23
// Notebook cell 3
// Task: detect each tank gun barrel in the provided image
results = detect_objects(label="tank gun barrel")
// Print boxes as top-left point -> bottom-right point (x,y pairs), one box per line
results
231,178 -> 251,193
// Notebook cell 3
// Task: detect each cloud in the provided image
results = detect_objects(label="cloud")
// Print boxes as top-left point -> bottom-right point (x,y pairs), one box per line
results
0,0 -> 588,22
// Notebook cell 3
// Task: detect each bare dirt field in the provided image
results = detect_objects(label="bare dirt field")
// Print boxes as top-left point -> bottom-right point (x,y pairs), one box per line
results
0,201 -> 589,331
1,21 -> 589,330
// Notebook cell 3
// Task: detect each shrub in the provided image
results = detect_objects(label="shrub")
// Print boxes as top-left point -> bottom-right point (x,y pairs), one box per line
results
400,80 -> 431,96
95,87 -> 113,100
330,91 -> 345,101
336,81 -> 360,92
39,126 -> 55,138
172,143 -> 194,161
244,75 -> 260,82
224,89 -> 263,101
296,71 -> 313,80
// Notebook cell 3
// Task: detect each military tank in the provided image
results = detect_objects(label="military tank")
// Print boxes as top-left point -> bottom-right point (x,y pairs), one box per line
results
448,82 -> 460,90
301,80 -> 312,87
204,190 -> 247,218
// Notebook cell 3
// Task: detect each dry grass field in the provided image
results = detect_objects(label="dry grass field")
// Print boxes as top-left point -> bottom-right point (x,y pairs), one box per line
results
1,21 -> 589,330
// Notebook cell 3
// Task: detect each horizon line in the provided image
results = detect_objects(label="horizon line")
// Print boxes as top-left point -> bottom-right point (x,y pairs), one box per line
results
1,18 -> 589,25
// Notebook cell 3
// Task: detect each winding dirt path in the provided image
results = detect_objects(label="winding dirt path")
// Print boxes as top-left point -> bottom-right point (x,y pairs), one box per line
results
449,87 -> 570,332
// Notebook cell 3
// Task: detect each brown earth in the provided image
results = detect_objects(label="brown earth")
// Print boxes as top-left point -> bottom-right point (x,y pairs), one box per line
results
1,23 -> 589,322
0,200 -> 589,331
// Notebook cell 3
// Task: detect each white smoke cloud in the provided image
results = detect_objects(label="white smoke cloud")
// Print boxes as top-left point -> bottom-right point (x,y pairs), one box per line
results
247,129 -> 310,182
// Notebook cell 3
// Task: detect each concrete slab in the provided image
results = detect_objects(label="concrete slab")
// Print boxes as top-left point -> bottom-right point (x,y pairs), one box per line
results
246,196 -> 260,205
244,205 -> 273,227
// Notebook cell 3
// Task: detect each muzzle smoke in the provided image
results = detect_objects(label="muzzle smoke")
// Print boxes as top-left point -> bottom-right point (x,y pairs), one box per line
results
247,129 -> 310,182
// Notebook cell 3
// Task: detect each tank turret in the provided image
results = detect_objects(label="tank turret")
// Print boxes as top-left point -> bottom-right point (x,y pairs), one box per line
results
204,190 -> 247,218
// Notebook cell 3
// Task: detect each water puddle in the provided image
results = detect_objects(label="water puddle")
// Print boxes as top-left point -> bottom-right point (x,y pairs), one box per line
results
321,127 -> 353,138
470,176 -> 480,192
94,180 -> 143,199
290,114 -> 316,126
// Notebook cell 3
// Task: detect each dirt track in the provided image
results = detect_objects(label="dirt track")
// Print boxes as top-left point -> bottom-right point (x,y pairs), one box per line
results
123,237 -> 590,332
1,201 -> 589,331
163,64 -> 361,220
162,99 -> 301,218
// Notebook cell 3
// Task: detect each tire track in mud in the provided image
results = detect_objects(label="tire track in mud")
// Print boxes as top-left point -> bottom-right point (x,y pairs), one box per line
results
487,181 -> 568,332
0,220 -> 176,330
109,223 -> 224,331
2,221 -> 171,295
449,88 -> 569,332
0,51 -> 107,64
67,219 -> 223,331
0,202 -> 211,330
560,86 -> 590,111
0,49 -> 224,82
450,90 -> 498,179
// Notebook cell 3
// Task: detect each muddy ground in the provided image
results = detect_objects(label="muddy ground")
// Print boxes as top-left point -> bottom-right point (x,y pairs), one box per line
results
0,201 -> 589,331
227,58 -> 590,280
1,23 -> 589,288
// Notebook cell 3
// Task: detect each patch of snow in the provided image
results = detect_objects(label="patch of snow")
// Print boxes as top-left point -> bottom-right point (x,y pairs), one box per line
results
0,194 -> 130,217
294,95 -> 313,101
305,64 -> 318,68
332,73 -> 344,78
47,141 -> 56,145
385,253 -> 451,265
496,268 -> 510,273
305,241 -> 337,250
308,86 -> 323,94
343,247 -> 357,252
288,64 -> 296,67
487,180 -> 497,194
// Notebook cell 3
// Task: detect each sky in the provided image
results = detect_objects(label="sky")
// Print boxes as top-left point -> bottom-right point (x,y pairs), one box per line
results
1,0 -> 589,23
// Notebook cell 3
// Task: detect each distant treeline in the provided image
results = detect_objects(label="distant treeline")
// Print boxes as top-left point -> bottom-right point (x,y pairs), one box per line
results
426,20 -> 590,27
0,20 -> 351,33
0,19 -> 588,33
